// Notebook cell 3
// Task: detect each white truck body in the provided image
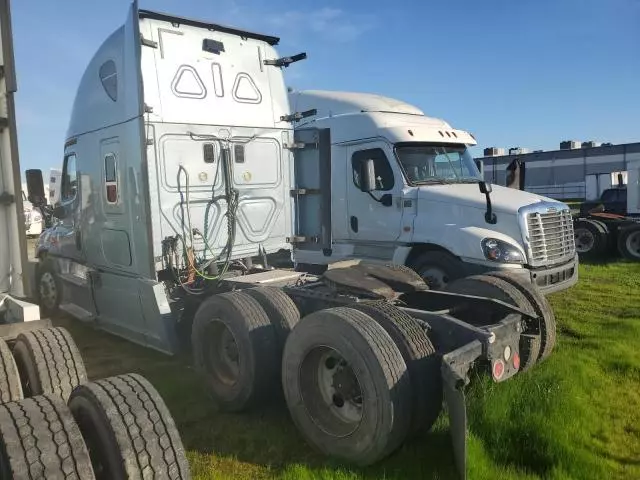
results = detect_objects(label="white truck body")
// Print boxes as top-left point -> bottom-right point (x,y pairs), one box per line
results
289,90 -> 579,293
35,4 -> 295,352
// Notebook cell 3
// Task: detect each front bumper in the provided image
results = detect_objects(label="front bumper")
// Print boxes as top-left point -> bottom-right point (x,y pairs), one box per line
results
459,254 -> 579,295
528,254 -> 579,294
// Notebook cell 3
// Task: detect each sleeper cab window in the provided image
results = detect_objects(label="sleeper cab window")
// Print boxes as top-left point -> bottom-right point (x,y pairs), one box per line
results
61,153 -> 78,202
104,154 -> 118,203
99,60 -> 118,102
351,148 -> 394,191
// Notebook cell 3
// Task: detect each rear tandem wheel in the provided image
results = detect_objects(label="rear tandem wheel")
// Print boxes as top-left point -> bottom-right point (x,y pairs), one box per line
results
282,307 -> 412,466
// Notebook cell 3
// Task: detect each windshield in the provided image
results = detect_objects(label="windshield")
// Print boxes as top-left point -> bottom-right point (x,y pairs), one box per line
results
395,143 -> 481,184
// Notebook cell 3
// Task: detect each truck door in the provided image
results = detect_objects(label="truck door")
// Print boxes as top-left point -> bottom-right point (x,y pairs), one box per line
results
346,143 -> 404,244
54,150 -> 97,317
90,139 -> 149,343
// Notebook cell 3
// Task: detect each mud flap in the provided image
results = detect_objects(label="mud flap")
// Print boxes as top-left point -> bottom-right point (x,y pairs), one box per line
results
442,339 -> 483,480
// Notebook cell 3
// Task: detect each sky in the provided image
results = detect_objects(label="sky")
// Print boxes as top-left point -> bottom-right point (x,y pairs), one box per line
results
10,0 -> 640,173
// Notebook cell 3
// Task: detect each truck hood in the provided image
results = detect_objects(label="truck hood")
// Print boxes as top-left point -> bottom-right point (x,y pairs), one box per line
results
416,183 -> 557,214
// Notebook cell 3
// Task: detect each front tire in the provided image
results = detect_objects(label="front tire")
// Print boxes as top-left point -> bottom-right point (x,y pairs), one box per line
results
36,259 -> 62,316
407,251 -> 463,290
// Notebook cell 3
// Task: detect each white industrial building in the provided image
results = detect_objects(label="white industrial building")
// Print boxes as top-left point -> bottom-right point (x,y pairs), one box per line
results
476,141 -> 640,201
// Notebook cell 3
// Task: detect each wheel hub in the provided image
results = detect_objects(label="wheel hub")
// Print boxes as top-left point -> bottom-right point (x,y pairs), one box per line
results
316,350 -> 363,426
574,228 -> 595,253
420,267 -> 448,289
39,272 -> 57,308
625,230 -> 640,258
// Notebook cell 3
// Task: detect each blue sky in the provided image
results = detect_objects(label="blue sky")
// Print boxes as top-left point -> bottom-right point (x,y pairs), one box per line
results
11,0 -> 640,173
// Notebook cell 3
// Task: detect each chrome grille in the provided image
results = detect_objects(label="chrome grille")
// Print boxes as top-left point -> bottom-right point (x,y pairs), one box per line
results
526,209 -> 575,266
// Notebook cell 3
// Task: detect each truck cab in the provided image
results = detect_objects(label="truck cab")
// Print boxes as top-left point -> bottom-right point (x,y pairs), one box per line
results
289,90 -> 579,293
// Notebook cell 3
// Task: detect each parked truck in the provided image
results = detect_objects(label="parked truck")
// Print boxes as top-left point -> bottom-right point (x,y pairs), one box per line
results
0,2 -> 190,478
573,158 -> 640,260
27,3 -> 559,478
289,90 -> 579,293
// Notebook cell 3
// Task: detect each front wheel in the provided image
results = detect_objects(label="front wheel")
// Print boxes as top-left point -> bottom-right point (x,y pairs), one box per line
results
36,260 -> 62,316
407,251 -> 463,290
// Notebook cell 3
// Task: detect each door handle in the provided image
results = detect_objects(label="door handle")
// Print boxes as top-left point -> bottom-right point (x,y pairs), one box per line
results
350,216 -> 358,233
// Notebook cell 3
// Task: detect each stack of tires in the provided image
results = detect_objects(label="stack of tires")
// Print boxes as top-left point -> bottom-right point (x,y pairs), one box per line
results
0,326 -> 191,479
191,285 -> 442,466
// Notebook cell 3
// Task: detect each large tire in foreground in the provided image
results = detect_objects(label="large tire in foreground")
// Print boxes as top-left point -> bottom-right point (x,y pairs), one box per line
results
68,373 -> 190,480
0,394 -> 95,480
445,274 -> 540,371
407,250 -> 463,290
351,301 -> 441,433
12,327 -> 87,401
573,219 -> 608,258
485,270 -> 557,362
282,307 -> 412,466
617,224 -> 640,261
0,338 -> 23,403
243,287 -> 300,352
192,291 -> 278,412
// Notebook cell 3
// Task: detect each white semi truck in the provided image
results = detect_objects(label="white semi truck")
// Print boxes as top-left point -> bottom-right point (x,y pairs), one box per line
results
289,90 -> 579,293
27,3 -> 560,478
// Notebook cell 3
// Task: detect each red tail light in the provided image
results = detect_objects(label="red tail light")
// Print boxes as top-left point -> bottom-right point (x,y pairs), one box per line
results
107,185 -> 117,203
513,352 -> 520,371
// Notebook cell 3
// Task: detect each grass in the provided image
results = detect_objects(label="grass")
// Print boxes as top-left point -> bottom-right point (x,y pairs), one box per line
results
52,261 -> 640,480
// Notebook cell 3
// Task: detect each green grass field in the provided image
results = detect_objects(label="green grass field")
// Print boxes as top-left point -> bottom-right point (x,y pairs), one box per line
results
54,261 -> 640,480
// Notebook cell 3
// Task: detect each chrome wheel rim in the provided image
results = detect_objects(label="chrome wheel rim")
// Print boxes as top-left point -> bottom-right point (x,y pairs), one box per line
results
39,272 -> 57,309
420,266 -> 449,289
625,230 -> 640,259
574,228 -> 595,253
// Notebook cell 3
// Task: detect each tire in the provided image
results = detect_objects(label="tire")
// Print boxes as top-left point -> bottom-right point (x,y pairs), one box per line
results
351,301 -> 441,433
445,274 -> 541,370
0,394 -> 95,480
407,250 -> 463,290
12,327 -> 87,401
243,287 -> 300,352
68,373 -> 191,480
191,291 -> 278,412
484,270 -> 557,362
0,338 -> 23,403
282,307 -> 411,466
617,225 -> 640,261
573,219 -> 608,258
36,259 -> 62,316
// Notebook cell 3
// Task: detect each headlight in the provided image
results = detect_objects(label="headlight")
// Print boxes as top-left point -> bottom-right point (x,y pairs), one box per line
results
481,238 -> 524,264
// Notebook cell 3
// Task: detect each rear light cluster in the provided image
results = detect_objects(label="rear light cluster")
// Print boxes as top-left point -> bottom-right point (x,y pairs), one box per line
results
492,345 -> 520,380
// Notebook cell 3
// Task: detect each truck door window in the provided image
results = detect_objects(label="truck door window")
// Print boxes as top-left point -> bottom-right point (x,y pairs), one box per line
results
104,154 -> 118,203
61,153 -> 78,202
600,189 -> 616,202
351,148 -> 394,191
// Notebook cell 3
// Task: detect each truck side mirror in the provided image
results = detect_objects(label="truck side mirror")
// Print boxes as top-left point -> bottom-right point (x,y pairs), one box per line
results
359,159 -> 377,193
25,169 -> 47,207
474,159 -> 484,177
479,181 -> 492,194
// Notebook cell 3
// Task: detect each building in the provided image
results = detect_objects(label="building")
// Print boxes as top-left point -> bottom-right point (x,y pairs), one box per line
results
476,141 -> 640,200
